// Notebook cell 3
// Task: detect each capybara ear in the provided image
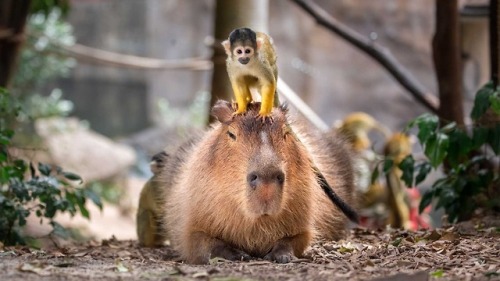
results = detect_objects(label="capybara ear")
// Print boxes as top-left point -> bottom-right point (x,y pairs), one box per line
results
211,100 -> 234,123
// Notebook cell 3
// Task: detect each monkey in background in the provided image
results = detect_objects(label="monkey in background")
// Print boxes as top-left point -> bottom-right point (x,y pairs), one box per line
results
136,151 -> 169,247
222,27 -> 279,120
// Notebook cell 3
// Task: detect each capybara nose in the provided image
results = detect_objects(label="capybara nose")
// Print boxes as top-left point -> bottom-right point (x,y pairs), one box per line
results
247,168 -> 285,189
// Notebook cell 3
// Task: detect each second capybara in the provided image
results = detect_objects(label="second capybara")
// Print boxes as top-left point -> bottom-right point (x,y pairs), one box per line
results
160,100 -> 357,264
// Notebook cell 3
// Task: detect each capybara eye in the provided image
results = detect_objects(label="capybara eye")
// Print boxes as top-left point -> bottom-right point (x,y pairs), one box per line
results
276,173 -> 285,184
227,131 -> 236,140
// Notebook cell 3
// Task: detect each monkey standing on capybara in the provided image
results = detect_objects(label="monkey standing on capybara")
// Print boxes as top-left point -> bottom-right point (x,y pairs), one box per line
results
159,100 -> 357,264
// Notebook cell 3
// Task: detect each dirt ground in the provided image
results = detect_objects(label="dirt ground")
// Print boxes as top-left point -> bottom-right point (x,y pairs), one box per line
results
1,216 -> 499,281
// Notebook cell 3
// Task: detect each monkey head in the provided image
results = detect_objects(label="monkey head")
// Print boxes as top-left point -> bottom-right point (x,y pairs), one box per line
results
222,27 -> 263,65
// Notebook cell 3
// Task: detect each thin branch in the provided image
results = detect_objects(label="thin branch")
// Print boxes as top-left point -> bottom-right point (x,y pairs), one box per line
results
290,0 -> 439,114
28,32 -> 213,71
277,77 -> 330,131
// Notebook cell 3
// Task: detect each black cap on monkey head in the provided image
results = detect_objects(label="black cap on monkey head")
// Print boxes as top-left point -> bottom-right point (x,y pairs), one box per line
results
229,27 -> 257,48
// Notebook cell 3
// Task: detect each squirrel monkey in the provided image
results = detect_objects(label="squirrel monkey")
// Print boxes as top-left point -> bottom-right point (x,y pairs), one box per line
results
222,27 -> 279,120
136,151 -> 169,247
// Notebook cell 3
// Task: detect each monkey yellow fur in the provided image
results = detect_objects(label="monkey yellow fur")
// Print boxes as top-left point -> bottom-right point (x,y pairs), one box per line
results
222,27 -> 278,120
136,152 -> 169,247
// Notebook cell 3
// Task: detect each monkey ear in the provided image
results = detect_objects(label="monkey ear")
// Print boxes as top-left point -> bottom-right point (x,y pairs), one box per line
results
256,37 -> 264,50
211,100 -> 234,123
222,40 -> 231,56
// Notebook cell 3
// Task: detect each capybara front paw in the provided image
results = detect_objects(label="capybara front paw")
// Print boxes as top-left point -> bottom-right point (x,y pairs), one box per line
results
264,249 -> 294,263
212,241 -> 251,261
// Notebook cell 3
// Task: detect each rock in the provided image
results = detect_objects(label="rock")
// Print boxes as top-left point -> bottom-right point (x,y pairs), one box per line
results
34,117 -> 136,182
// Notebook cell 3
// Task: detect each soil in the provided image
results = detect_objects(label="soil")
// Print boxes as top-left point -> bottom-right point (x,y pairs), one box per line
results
1,217 -> 499,281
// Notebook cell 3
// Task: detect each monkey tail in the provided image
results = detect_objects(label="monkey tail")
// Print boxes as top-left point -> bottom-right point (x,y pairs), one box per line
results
314,167 -> 360,224
290,129 -> 358,224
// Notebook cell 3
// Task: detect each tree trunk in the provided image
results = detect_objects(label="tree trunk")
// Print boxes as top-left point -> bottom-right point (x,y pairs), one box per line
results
208,0 -> 269,123
432,0 -> 464,125
491,0 -> 499,88
0,0 -> 31,88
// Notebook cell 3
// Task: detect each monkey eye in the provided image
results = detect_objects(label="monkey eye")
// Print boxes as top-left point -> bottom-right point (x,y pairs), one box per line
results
227,131 -> 236,140
245,48 -> 252,54
235,49 -> 243,55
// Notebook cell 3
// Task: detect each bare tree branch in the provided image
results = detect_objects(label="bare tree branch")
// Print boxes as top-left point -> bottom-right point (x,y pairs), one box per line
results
290,0 -> 439,114
29,31 -> 213,71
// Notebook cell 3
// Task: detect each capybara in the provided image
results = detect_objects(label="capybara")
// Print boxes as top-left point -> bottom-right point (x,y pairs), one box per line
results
161,101 -> 356,264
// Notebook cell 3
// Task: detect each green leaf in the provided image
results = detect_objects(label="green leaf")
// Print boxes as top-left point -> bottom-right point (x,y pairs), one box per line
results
398,155 -> 415,186
383,159 -> 394,174
430,269 -> 444,278
50,221 -> 70,239
447,129 -> 472,167
415,162 -> 432,185
439,122 -> 457,133
471,82 -> 494,120
419,189 -> 434,213
490,94 -> 500,114
391,237 -> 402,247
38,163 -> 51,176
414,114 -> 439,144
76,198 -> 89,219
472,126 -> 489,149
424,133 -> 449,168
487,124 -> 500,154
62,171 -> 82,183
84,189 -> 102,210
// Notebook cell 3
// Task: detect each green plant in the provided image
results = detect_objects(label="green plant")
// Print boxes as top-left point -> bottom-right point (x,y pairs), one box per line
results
30,0 -> 70,16
12,8 -> 75,121
389,82 -> 499,223
157,91 -> 210,128
0,88 -> 102,245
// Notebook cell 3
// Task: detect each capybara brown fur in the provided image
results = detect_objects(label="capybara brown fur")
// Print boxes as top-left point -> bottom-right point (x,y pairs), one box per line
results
161,100 -> 356,264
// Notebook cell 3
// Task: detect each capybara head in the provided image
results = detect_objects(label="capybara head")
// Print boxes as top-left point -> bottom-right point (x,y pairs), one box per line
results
210,100 -> 308,219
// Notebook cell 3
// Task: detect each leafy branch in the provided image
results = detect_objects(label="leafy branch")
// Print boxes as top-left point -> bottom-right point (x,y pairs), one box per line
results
0,88 -> 102,245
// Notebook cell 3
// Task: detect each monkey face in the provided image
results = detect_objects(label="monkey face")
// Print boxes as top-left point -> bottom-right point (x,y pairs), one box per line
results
222,27 -> 258,65
232,45 -> 254,65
